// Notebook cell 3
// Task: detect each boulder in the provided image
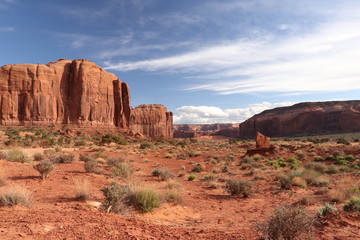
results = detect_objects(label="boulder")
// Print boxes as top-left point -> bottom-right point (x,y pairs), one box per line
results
256,132 -> 270,149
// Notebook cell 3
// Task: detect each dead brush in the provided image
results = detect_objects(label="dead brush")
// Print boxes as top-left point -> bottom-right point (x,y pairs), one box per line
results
74,178 -> 92,201
0,168 -> 8,186
257,205 -> 314,240
0,184 -> 33,207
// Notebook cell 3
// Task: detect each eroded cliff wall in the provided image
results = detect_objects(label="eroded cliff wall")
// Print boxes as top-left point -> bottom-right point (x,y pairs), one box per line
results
239,101 -> 360,139
0,59 -> 173,138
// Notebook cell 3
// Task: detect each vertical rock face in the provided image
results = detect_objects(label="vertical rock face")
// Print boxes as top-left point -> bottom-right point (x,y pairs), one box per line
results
239,101 -> 360,139
0,59 -> 173,139
130,104 -> 173,139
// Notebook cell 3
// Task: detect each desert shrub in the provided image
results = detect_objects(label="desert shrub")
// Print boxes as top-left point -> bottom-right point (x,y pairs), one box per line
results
318,203 -> 337,217
6,148 -> 31,162
278,174 -> 292,189
344,197 -> 360,212
325,165 -> 339,174
43,149 -> 56,155
0,185 -> 33,207
291,177 -> 307,188
112,162 -> 134,178
166,180 -> 183,190
313,156 -> 324,162
54,145 -> 62,152
345,155 -> 356,161
164,190 -> 182,205
152,169 -> 161,177
335,156 -> 350,165
242,156 -> 254,164
188,174 -> 196,181
289,157 -> 301,169
129,188 -> 160,213
101,182 -> 130,213
33,153 -> 44,161
158,169 -> 175,181
300,169 -> 329,187
33,159 -> 55,179
305,162 -> 327,173
191,164 -> 204,173
336,137 -> 350,145
225,179 -> 253,197
79,154 -> 95,162
257,205 -> 314,240
101,134 -> 127,145
187,150 -> 201,157
277,158 -> 287,167
0,168 -> 8,186
107,156 -> 125,166
74,178 -> 92,201
84,160 -> 100,173
0,151 -> 7,160
52,153 -> 75,163
203,174 -> 216,181
140,141 -> 153,149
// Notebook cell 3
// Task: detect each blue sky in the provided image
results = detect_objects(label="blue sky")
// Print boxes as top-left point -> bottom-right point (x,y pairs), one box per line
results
1,0 -> 360,124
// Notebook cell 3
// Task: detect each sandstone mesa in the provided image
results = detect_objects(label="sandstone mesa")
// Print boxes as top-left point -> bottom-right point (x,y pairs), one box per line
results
0,59 -> 173,139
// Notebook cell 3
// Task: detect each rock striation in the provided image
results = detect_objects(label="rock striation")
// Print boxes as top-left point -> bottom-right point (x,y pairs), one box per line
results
0,59 -> 173,139
239,101 -> 360,139
130,104 -> 173,139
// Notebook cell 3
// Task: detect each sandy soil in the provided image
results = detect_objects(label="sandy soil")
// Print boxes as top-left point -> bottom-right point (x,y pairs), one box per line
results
1,139 -> 360,240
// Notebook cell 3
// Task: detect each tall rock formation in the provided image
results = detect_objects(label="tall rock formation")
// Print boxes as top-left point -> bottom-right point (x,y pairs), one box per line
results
239,101 -> 360,139
130,104 -> 173,139
0,59 -> 173,138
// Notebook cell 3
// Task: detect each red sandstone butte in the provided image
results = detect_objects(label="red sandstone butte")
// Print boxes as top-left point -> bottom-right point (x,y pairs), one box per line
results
255,132 -> 270,149
0,59 -> 173,139
239,100 -> 360,139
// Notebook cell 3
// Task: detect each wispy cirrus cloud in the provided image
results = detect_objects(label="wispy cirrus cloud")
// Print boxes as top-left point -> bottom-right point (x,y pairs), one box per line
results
105,12 -> 360,95
0,27 -> 15,32
173,102 -> 295,124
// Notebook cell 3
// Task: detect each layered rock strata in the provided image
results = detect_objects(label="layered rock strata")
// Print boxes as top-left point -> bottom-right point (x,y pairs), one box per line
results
239,101 -> 360,139
0,59 -> 173,139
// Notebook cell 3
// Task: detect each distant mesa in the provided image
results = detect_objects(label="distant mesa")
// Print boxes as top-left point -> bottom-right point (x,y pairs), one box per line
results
0,59 -> 173,139
173,123 -> 239,138
239,100 -> 360,139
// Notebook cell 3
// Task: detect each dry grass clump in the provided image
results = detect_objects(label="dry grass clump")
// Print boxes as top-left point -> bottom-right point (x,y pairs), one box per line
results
112,162 -> 134,178
291,177 -> 307,188
0,168 -> 8,186
328,178 -> 360,202
84,160 -> 103,174
6,148 -> 32,162
33,159 -> 55,179
257,205 -> 314,240
74,178 -> 92,201
0,185 -> 33,207
163,189 -> 183,205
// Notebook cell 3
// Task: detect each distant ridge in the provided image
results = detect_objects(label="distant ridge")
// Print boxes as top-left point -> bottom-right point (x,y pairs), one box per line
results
239,100 -> 360,139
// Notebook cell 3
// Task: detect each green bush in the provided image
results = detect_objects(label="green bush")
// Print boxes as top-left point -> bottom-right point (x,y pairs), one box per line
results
33,159 -> 55,179
191,164 -> 204,173
257,205 -> 314,240
277,158 -> 287,167
289,157 -> 301,169
188,174 -> 196,181
6,148 -> 32,162
129,189 -> 160,213
344,197 -> 360,212
101,134 -> 127,145
225,179 -> 253,197
318,203 -> 337,217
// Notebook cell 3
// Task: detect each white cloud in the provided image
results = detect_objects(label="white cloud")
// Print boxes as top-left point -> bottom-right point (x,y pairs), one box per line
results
173,102 -> 294,124
0,27 -> 15,32
104,6 -> 360,95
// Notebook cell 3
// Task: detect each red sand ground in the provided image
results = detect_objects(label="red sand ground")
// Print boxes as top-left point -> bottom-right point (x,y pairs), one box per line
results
1,140 -> 360,240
